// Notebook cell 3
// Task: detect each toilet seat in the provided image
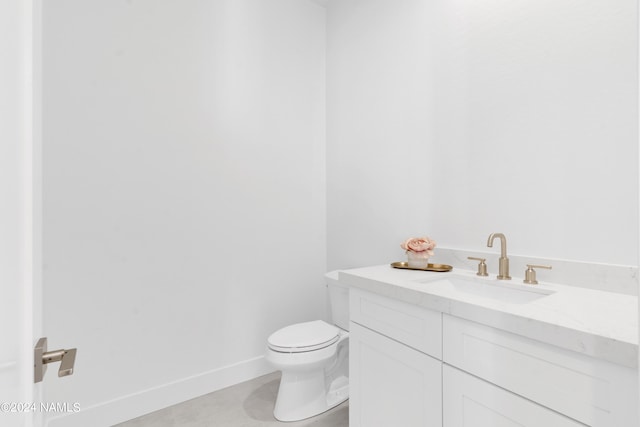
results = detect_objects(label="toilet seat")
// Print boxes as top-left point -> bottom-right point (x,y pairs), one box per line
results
268,320 -> 339,353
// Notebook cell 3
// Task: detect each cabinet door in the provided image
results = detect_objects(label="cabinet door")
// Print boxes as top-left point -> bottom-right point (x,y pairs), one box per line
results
350,321 -> 442,427
443,314 -> 637,426
443,365 -> 584,427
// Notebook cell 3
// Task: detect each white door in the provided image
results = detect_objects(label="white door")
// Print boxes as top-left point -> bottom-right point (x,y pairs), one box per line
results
1,1 -> 44,426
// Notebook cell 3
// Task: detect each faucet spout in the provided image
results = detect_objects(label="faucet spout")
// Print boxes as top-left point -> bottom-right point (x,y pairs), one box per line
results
487,233 -> 507,257
487,232 -> 511,280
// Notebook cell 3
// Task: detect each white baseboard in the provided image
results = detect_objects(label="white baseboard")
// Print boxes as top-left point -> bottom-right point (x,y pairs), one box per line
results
46,356 -> 274,427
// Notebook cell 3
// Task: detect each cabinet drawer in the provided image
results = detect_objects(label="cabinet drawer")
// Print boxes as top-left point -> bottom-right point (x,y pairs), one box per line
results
443,315 -> 638,427
350,288 -> 441,359
443,365 -> 583,427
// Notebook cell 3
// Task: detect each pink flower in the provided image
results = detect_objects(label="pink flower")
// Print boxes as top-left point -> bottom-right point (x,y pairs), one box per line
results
401,237 -> 436,256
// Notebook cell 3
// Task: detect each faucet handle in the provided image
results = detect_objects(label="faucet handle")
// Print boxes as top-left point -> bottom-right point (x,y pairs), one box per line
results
467,257 -> 488,277
523,264 -> 552,285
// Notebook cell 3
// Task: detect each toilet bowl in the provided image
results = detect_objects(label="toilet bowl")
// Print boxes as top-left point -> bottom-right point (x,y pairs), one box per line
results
265,271 -> 349,422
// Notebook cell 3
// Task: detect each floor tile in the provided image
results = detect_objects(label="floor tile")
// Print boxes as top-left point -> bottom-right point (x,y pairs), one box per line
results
114,372 -> 348,427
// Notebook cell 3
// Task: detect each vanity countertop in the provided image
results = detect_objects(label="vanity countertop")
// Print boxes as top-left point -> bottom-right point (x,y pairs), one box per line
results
340,264 -> 638,369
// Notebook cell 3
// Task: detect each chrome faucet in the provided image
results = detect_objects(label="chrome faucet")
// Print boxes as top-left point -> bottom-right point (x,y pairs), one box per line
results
487,232 -> 511,280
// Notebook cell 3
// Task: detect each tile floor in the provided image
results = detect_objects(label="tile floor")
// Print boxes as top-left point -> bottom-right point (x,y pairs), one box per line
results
114,372 -> 348,427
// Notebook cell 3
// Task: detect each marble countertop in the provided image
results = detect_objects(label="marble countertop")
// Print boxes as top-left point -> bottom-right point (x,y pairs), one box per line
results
339,264 -> 638,369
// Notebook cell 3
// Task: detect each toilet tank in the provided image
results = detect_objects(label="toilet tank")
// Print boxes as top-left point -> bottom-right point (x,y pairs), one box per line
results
325,270 -> 349,331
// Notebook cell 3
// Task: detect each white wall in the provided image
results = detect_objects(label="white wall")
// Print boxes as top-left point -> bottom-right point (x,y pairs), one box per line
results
327,0 -> 638,270
36,0 -> 639,423
42,1 -> 326,425
327,0 -> 436,269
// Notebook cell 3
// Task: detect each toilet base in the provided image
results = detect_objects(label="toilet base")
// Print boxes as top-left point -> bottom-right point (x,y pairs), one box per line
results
273,371 -> 349,422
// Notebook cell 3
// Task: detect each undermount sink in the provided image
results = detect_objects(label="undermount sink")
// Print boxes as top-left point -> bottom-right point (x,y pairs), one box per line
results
415,274 -> 555,304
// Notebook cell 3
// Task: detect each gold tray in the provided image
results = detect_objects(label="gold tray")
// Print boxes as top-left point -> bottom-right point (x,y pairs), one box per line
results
391,262 -> 453,272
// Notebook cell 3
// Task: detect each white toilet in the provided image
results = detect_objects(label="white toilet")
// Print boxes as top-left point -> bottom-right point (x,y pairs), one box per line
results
265,270 -> 349,422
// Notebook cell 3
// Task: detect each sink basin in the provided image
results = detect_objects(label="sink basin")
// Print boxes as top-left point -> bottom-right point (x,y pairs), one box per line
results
415,275 -> 555,304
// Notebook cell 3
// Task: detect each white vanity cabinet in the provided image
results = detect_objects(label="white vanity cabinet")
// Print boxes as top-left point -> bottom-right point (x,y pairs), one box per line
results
442,315 -> 638,427
348,287 -> 639,427
349,289 -> 443,427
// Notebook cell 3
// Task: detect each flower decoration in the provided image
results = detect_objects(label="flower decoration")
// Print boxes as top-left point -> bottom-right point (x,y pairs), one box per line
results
401,236 -> 436,257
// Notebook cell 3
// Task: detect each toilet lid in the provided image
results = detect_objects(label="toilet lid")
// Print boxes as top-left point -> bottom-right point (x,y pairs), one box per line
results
268,320 -> 339,353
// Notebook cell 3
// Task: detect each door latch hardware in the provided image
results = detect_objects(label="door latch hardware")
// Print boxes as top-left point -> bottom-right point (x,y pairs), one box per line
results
34,337 -> 77,383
